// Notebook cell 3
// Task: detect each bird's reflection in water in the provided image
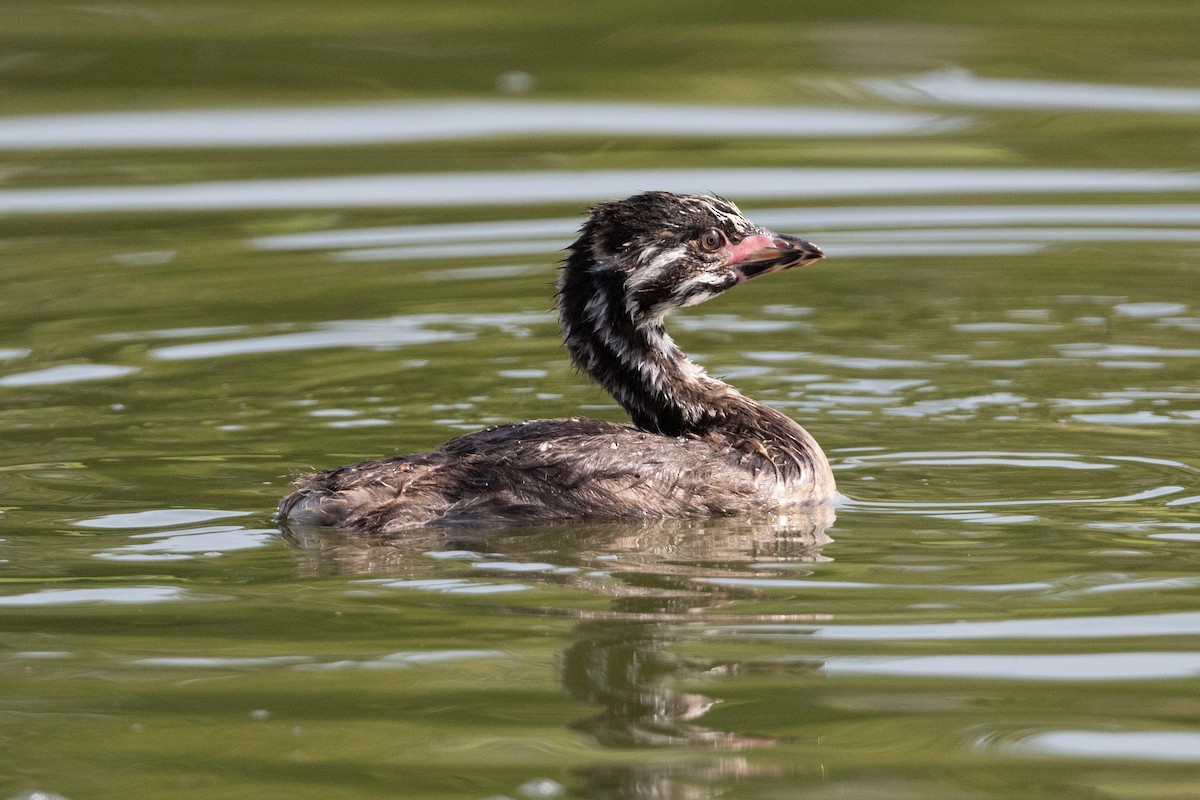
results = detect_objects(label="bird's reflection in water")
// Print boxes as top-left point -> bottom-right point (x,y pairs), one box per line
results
563,619 -> 777,749
279,507 -> 834,797
577,756 -> 788,800
280,505 -> 833,578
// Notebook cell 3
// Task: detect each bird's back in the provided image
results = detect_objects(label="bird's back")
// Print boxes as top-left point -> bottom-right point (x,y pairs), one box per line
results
279,417 -> 830,533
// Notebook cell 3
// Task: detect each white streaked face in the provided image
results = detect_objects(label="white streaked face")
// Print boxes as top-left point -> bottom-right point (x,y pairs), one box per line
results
574,192 -> 823,325
620,195 -> 753,321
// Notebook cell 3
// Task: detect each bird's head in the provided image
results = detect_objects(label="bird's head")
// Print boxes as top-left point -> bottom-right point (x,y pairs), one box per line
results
565,191 -> 824,325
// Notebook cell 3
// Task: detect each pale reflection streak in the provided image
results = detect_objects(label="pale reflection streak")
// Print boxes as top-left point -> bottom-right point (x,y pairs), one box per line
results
1002,730 -> 1200,762
701,577 -> 1055,592
73,509 -> 274,563
0,364 -> 139,387
3,168 -> 1200,214
702,609 -> 1200,640
243,205 -> 1200,263
827,227 -> 1200,243
750,203 -> 1200,230
253,218 -> 576,251
147,312 -> 544,360
837,445 -> 1189,515
249,203 -> 1200,263
335,239 -> 566,263
0,586 -> 187,606
253,205 -> 1200,252
865,69 -> 1200,112
0,102 -> 961,149
336,241 -> 1043,262
840,450 -> 1199,472
823,652 -> 1200,681
76,508 -> 253,528
846,484 -> 1184,510
93,526 -> 279,561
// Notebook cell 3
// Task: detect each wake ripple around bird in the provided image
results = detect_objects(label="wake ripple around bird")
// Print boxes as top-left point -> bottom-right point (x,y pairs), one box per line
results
832,449 -> 1200,523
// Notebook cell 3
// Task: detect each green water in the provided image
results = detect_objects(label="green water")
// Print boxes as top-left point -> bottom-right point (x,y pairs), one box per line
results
2,2 -> 1200,798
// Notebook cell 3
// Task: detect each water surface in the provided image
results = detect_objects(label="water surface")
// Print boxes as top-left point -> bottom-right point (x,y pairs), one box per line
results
1,3 -> 1199,799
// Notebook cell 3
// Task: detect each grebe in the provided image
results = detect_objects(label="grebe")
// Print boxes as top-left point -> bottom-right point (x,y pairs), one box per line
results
278,192 -> 835,533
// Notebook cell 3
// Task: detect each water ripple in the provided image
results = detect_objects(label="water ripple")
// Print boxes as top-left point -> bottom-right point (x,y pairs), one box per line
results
1001,730 -> 1200,762
76,508 -> 252,528
1057,343 -> 1200,359
3,168 -> 1199,214
295,650 -> 505,671
0,102 -> 960,150
836,449 -> 1195,519
865,69 -> 1200,112
701,610 -> 1200,640
147,312 -> 545,360
0,586 -> 186,606
846,485 -> 1184,511
93,526 -> 277,561
1072,411 -> 1200,426
358,578 -> 532,595
701,577 -> 1054,592
251,204 -> 1200,253
823,652 -> 1200,681
0,364 -> 139,387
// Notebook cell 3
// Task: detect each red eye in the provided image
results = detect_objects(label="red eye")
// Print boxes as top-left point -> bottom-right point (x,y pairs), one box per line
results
698,228 -> 724,252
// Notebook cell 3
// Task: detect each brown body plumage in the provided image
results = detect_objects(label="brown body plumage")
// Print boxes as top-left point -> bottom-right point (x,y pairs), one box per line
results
278,192 -> 836,533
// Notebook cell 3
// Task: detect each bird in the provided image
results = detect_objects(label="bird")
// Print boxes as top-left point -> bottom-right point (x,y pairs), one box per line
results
277,191 -> 836,533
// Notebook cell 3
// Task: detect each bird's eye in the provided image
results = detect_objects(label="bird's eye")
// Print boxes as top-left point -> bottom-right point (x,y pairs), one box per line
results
698,228 -> 725,252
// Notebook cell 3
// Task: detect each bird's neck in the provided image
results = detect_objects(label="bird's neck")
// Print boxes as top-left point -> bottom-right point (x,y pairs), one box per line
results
559,252 -> 783,439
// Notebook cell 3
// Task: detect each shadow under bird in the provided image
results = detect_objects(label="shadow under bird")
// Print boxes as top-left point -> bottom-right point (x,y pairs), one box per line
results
278,191 -> 836,533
